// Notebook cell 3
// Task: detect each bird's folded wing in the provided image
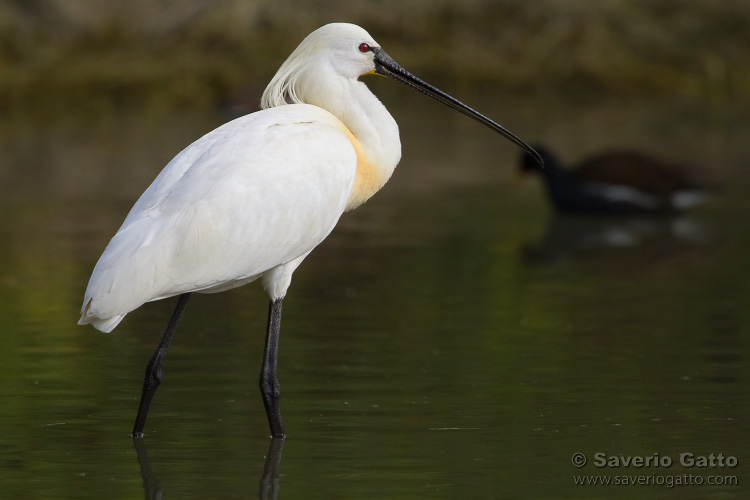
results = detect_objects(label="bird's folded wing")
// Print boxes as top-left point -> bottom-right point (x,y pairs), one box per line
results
80,104 -> 357,331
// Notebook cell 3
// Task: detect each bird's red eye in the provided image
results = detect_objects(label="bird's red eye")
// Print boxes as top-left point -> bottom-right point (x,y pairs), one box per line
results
358,43 -> 371,53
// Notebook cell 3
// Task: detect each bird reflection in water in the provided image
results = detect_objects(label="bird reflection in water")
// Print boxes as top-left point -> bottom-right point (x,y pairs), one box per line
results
132,438 -> 285,500
132,439 -> 162,500
521,213 -> 711,265
259,439 -> 285,500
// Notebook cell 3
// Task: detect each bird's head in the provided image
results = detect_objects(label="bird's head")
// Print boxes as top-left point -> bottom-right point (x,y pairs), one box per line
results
261,23 -> 381,108
519,145 -> 557,177
303,23 -> 383,79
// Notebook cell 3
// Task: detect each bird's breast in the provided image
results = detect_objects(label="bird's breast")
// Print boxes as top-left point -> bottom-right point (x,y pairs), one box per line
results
335,122 -> 392,211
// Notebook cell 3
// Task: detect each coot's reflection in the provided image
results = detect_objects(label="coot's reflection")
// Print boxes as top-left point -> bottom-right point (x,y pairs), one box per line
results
521,213 -> 710,265
132,437 -> 285,500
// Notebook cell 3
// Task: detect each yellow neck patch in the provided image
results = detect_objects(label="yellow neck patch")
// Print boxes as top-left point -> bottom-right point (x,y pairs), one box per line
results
338,123 -> 390,211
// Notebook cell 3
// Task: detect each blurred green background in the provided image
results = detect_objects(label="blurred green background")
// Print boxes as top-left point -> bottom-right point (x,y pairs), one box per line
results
1,0 -> 748,112
1,2 -> 749,499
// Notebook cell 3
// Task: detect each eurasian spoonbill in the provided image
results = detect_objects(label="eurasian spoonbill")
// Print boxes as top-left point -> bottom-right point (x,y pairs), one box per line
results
79,22 -> 541,439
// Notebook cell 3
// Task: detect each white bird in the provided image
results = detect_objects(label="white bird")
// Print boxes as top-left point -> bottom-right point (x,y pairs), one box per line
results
78,22 -> 541,439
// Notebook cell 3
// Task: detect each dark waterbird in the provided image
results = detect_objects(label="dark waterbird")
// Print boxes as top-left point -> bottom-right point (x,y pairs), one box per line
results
520,146 -> 711,215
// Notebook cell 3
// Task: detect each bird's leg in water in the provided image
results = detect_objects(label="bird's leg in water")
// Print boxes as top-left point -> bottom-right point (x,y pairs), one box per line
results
132,293 -> 192,437
260,298 -> 285,438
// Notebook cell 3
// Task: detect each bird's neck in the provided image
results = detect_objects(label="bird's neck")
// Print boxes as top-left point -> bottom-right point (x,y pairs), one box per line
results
314,76 -> 402,210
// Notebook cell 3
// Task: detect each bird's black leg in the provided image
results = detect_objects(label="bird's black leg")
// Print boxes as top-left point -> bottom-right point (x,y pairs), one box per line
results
260,298 -> 285,439
132,292 -> 192,437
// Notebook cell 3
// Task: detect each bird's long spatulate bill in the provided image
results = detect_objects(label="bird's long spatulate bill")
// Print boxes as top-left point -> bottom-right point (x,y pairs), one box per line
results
373,48 -> 543,168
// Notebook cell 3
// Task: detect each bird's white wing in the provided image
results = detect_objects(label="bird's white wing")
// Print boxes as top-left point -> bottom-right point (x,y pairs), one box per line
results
80,104 -> 357,332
